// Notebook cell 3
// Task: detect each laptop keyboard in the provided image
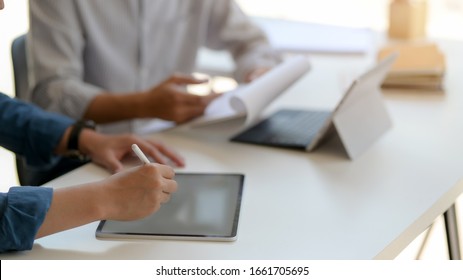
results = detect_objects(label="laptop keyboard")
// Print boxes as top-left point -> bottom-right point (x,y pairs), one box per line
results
231,109 -> 331,148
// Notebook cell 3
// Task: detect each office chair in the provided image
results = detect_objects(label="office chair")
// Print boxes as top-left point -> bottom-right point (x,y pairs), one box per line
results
11,35 -> 29,100
11,34 -> 87,186
11,34 -> 30,185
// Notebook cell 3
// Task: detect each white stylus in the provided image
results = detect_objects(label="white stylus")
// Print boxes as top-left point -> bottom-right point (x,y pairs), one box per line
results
131,144 -> 150,164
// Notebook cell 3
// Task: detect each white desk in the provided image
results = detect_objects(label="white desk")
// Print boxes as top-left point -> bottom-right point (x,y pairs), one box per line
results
3,39 -> 463,260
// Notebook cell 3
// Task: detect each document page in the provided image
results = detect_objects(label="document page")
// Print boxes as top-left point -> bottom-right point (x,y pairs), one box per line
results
188,56 -> 311,127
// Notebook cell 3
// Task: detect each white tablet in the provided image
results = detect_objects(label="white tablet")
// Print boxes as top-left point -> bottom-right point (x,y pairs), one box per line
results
96,173 -> 244,241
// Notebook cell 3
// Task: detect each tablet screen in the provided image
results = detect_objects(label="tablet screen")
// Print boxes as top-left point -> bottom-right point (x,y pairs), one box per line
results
96,173 -> 244,241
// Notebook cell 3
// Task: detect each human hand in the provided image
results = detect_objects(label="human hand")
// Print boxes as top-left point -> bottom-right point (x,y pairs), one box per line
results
35,163 -> 176,238
97,163 -> 177,221
140,74 -> 219,123
79,130 -> 185,173
244,67 -> 271,83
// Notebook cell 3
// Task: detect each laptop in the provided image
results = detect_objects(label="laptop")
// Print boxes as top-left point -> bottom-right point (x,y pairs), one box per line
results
230,54 -> 396,153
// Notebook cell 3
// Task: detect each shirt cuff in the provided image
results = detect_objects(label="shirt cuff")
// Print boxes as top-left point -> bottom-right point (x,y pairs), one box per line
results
0,187 -> 53,252
234,45 -> 282,83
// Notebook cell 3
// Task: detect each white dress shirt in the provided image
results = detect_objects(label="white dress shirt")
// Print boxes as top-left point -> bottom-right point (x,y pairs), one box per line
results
28,0 -> 280,134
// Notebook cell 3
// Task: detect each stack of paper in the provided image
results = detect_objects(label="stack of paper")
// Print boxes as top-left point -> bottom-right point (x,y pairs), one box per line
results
377,43 -> 445,91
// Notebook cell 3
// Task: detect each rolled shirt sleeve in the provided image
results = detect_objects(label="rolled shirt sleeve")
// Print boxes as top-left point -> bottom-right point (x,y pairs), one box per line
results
207,0 -> 282,82
0,187 -> 53,253
0,93 -> 73,168
28,0 -> 104,119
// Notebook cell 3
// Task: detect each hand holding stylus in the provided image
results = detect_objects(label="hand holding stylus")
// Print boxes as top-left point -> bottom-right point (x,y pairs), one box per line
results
132,144 -> 151,164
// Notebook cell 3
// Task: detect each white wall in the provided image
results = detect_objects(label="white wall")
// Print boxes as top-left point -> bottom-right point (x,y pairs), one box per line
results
0,0 -> 29,97
236,0 -> 463,40
0,0 -> 28,191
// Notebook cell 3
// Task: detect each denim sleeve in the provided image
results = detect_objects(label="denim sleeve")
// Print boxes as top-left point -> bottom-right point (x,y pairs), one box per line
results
0,93 -> 74,168
0,187 -> 53,253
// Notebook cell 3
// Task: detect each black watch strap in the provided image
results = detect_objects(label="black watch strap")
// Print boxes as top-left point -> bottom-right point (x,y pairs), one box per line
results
67,119 -> 96,152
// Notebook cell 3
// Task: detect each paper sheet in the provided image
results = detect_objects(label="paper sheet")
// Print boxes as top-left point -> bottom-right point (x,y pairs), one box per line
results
188,56 -> 311,127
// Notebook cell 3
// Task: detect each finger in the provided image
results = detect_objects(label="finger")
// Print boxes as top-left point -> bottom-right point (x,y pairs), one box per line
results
160,192 -> 171,204
134,139 -> 168,165
246,67 -> 270,83
184,93 -> 220,107
104,153 -> 124,174
156,164 -> 176,179
162,179 -> 178,196
167,73 -> 208,85
203,92 -> 221,104
169,89 -> 217,107
178,92 -> 207,106
148,140 -> 185,167
162,87 -> 205,105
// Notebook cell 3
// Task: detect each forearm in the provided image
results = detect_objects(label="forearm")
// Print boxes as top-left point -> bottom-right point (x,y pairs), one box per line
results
84,92 -> 146,123
36,182 -> 105,239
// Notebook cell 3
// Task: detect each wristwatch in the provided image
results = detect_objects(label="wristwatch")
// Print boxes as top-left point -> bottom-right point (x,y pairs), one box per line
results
66,119 -> 96,160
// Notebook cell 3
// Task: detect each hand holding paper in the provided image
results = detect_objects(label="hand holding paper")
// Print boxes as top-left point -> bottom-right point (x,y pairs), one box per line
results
188,56 -> 311,127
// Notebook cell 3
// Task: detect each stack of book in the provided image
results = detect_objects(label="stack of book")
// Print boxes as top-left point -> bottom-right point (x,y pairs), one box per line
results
378,43 -> 445,91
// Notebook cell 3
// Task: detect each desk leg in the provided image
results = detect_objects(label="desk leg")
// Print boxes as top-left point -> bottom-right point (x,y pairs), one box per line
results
443,204 -> 461,260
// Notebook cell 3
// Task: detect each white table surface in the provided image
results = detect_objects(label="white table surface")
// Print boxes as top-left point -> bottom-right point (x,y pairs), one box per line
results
3,38 -> 463,260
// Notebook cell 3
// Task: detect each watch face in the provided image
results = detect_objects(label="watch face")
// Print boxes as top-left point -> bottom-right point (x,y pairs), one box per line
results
81,119 -> 97,130
64,150 -> 91,162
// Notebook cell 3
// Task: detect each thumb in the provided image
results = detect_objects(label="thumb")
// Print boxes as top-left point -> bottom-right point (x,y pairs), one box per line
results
168,74 -> 207,85
104,153 -> 124,174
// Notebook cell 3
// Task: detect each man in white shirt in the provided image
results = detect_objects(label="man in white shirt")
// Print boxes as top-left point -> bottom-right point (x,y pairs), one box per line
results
28,0 -> 281,134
